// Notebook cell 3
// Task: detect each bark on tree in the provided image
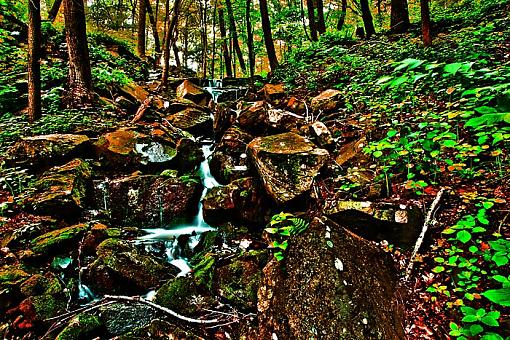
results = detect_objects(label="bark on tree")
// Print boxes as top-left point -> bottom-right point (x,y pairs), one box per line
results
246,0 -> 255,82
218,8 -> 232,77
146,0 -> 161,54
390,0 -> 410,33
63,0 -> 94,106
28,0 -> 42,122
199,0 -> 208,78
421,0 -> 432,46
48,0 -> 62,23
306,0 -> 318,41
225,0 -> 246,73
211,1 -> 217,79
162,0 -> 181,86
316,0 -> 326,34
336,0 -> 347,30
359,0 -> 375,38
137,0 -> 147,58
260,0 -> 278,71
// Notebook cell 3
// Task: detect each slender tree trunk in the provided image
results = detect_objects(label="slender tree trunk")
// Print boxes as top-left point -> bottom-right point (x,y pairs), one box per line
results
162,0 -> 180,86
421,0 -> 432,46
63,0 -> 94,106
225,0 -> 246,72
131,0 -> 137,32
359,0 -> 375,38
28,0 -> 42,122
146,0 -> 161,53
137,0 -> 147,58
390,0 -> 410,33
316,0 -> 326,34
246,0 -> 255,82
218,8 -> 232,77
300,0 -> 311,41
211,1 -> 217,79
337,0 -> 347,30
259,0 -> 278,71
200,0 -> 208,79
162,0 -> 170,47
306,0 -> 318,41
48,0 -> 62,23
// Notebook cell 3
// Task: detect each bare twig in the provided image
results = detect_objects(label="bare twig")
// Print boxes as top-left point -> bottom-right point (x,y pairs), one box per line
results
131,96 -> 153,123
405,188 -> 446,281
103,295 -> 221,324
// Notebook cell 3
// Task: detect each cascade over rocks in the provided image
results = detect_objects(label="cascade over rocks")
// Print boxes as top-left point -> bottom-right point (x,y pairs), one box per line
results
247,132 -> 329,204
4,134 -> 91,167
257,216 -> 404,339
104,173 -> 202,227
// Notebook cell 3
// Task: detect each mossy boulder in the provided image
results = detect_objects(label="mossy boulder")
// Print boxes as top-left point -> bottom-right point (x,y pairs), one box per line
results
86,239 -> 177,294
154,276 -> 204,316
55,314 -> 103,340
106,174 -> 202,227
16,294 -> 66,327
98,302 -> 156,336
202,177 -> 273,227
310,89 -> 344,113
247,132 -> 329,204
26,159 -> 92,217
166,107 -> 213,136
120,319 -> 201,339
30,223 -> 89,256
20,272 -> 62,297
176,80 -> 212,106
237,101 -> 268,134
5,134 -> 91,167
257,216 -> 404,339
0,266 -> 30,289
260,83 -> 285,104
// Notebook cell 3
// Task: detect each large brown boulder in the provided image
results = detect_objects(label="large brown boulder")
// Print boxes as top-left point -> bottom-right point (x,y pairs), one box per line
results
257,216 -> 404,339
25,159 -> 92,217
237,101 -> 267,134
176,80 -> 212,106
165,107 -> 213,136
247,132 -> 329,204
105,174 -> 202,227
310,89 -> 344,113
259,83 -> 285,104
4,134 -> 90,167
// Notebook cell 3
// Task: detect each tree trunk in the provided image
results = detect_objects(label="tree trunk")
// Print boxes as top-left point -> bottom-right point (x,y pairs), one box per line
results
421,0 -> 432,46
359,0 -> 375,38
137,0 -> 147,58
200,0 -> 208,79
390,0 -> 410,33
246,0 -> 255,82
337,0 -> 347,30
28,0 -> 42,122
225,0 -> 246,73
306,0 -> 318,41
162,0 -> 181,86
48,0 -> 62,23
211,1 -> 217,79
316,0 -> 326,34
259,0 -> 278,71
218,8 -> 232,77
146,0 -> 160,54
63,0 -> 94,106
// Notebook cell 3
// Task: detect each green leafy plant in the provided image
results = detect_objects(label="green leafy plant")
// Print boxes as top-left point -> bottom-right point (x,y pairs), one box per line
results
265,212 -> 309,261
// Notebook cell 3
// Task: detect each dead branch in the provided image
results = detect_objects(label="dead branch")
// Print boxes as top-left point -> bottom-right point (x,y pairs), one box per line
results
131,96 -> 153,124
405,188 -> 446,281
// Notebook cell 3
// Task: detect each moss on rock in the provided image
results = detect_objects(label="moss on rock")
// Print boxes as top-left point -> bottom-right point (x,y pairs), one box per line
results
30,223 -> 89,256
55,314 -> 103,340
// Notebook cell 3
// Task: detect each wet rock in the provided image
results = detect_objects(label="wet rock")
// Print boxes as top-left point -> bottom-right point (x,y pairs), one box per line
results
19,273 -> 62,297
86,238 -> 177,294
310,89 -> 344,113
16,294 -> 67,328
286,97 -> 306,114
324,200 -> 423,247
203,177 -> 273,226
257,217 -> 404,339
120,319 -> 200,339
176,80 -> 212,106
154,276 -> 205,316
166,107 -> 213,136
210,126 -> 253,184
106,174 -> 202,227
98,302 -> 156,336
55,313 -> 103,340
259,83 -> 285,104
265,108 -> 304,132
213,250 -> 268,311
311,121 -> 334,146
5,134 -> 90,167
26,159 -> 92,217
95,128 -> 176,169
0,214 -> 56,249
30,223 -> 89,257
81,223 -> 122,255
0,266 -> 31,314
247,132 -> 329,204
237,101 -> 267,134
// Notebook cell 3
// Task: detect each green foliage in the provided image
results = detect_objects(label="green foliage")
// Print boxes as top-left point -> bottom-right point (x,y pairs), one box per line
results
265,212 -> 309,261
